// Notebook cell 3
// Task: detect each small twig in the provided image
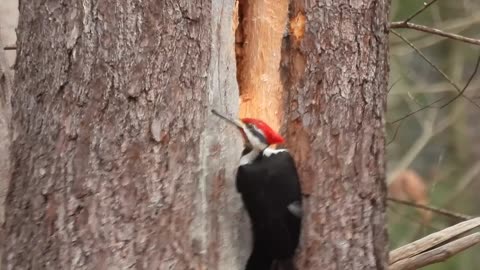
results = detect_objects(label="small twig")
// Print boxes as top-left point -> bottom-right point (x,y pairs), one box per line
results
391,30 -> 477,104
386,121 -> 404,146
389,30 -> 480,123
389,233 -> 480,270
389,217 -> 480,264
391,11 -> 480,49
389,82 -> 480,95
393,97 -> 445,124
387,110 -> 449,184
391,30 -> 479,107
388,204 -> 443,232
407,91 -> 431,108
389,97 -> 444,124
388,55 -> 480,124
387,197 -> 472,221
403,0 -> 440,23
388,77 -> 403,94
439,55 -> 480,108
390,22 -> 480,46
3,46 -> 16,50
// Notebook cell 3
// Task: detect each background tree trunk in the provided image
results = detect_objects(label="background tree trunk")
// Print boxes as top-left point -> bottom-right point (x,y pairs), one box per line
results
0,0 -> 18,268
3,1 -> 248,269
281,0 -> 390,269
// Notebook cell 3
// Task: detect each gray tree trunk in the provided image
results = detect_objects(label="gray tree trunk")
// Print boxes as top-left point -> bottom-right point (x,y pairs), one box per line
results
0,0 -> 18,268
281,0 -> 390,269
3,1 -> 247,269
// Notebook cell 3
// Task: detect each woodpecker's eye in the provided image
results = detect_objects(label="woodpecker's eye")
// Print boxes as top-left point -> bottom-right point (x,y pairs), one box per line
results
246,124 -> 257,134
246,123 -> 267,144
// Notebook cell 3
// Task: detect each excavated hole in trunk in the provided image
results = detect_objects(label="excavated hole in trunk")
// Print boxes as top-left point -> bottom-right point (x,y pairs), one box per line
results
233,0 -> 289,132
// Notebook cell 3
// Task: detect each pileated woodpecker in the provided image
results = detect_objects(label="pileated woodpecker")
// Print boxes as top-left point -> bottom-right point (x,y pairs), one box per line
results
212,110 -> 302,270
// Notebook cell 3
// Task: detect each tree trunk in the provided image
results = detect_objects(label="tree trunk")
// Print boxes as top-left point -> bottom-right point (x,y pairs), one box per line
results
0,0 -> 17,268
4,1 -> 248,269
5,0 -> 391,269
281,0 -> 390,269
0,47 -> 12,270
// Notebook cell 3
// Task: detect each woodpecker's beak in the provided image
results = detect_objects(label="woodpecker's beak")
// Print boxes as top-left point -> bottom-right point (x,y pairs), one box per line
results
211,109 -> 244,129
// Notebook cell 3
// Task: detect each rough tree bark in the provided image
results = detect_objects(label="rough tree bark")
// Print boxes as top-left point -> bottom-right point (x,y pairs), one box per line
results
0,50 -> 12,270
281,0 -> 390,269
5,0 -> 391,269
0,0 -> 18,268
4,1 -> 248,269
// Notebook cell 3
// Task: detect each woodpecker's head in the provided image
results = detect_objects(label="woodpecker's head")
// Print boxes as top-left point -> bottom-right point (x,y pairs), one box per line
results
212,109 -> 284,150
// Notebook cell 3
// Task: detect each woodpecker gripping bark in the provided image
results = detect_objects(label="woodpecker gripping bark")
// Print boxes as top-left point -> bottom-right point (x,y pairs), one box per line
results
211,110 -> 302,270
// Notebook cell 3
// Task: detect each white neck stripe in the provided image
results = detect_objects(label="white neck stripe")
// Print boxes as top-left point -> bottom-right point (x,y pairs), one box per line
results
263,148 -> 288,157
239,148 -> 288,166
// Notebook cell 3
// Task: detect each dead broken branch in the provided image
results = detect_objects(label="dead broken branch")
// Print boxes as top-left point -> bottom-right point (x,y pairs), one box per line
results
389,217 -> 480,270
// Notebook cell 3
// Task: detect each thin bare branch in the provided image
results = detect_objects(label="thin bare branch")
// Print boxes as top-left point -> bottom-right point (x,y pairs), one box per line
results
386,121 -> 403,146
403,0 -> 440,23
391,31 -> 478,106
387,110 -> 456,184
387,197 -> 472,221
389,233 -> 480,270
390,22 -> 480,46
391,11 -> 480,48
388,97 -> 444,124
389,81 -> 480,95
388,204 -> 443,232
388,76 -> 403,94
439,54 -> 480,108
389,30 -> 480,122
389,217 -> 480,264
3,46 -> 16,50
388,53 -> 480,125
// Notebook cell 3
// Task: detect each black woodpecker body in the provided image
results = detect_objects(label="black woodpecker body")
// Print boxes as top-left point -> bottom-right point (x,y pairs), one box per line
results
211,110 -> 303,270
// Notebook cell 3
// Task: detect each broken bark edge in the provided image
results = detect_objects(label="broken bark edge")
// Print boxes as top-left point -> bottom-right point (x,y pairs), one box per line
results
388,217 -> 480,270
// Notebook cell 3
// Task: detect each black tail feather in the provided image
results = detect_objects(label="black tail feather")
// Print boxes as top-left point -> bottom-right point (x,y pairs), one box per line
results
245,249 -> 273,270
272,258 -> 295,270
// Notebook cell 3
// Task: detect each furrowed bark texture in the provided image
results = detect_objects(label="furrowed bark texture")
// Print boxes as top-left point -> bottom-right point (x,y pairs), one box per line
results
0,0 -> 17,268
281,0 -> 390,269
4,1 -> 247,269
0,48 -> 12,270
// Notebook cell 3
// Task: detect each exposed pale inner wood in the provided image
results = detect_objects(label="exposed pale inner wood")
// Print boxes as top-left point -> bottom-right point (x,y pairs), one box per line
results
235,0 -> 289,132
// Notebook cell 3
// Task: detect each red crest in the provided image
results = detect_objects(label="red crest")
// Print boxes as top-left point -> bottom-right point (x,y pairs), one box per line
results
241,118 -> 285,145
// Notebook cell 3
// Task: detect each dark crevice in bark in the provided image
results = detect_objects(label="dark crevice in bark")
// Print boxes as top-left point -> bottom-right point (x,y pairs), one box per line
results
234,0 -> 246,99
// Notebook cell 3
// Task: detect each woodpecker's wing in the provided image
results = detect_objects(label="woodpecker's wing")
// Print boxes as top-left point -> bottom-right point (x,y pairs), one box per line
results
236,150 -> 302,258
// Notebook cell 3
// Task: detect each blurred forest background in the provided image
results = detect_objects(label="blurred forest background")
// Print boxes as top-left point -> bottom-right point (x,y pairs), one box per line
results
388,0 -> 480,269
0,0 -> 479,269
